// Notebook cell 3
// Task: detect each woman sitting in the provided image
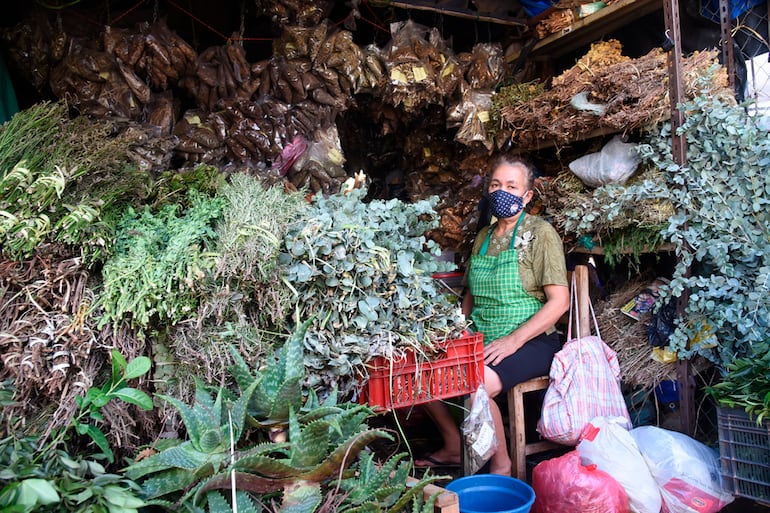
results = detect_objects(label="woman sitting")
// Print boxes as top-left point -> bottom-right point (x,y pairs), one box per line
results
415,156 -> 569,475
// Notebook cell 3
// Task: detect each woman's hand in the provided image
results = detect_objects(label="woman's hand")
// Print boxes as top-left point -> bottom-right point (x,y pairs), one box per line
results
484,333 -> 523,367
483,283 -> 569,367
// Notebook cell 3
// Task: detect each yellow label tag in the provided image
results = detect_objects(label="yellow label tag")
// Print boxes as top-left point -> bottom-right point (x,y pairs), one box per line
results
390,69 -> 408,84
328,148 -> 344,165
441,62 -> 455,77
423,147 -> 431,158
651,347 -> 677,364
477,111 -> 490,123
412,65 -> 428,82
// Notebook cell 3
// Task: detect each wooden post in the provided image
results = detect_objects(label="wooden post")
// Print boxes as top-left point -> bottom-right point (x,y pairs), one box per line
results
663,0 -> 696,437
573,264 -> 591,338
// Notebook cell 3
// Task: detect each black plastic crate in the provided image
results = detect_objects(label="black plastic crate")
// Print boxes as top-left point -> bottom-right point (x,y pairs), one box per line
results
717,407 -> 770,506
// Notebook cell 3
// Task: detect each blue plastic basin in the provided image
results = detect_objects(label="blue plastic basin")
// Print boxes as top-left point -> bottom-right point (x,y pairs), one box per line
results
445,475 -> 535,513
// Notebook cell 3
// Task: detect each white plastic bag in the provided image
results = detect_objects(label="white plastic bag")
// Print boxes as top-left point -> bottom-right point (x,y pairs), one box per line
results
461,384 -> 498,474
568,135 -> 639,187
577,416 -> 662,513
630,426 -> 734,513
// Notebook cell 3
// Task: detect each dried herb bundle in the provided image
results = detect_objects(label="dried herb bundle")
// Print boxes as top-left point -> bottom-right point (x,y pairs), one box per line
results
215,174 -> 305,284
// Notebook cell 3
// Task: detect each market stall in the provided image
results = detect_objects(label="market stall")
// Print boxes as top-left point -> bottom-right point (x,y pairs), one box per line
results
1,1 -> 768,512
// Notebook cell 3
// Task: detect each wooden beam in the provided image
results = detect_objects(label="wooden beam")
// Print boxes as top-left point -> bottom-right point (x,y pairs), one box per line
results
387,1 -> 527,27
573,264 -> 591,338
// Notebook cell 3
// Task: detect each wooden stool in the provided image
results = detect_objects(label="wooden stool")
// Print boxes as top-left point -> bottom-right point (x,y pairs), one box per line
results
507,375 -> 561,480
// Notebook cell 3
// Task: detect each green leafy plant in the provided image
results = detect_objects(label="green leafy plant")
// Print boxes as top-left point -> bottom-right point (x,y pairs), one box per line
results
638,90 -> 770,364
559,168 -> 674,267
279,187 -> 467,398
0,352 -> 152,512
705,341 -> 770,424
0,438 -> 146,513
56,350 -> 154,464
98,190 -> 225,330
0,101 -> 153,263
124,377 -> 257,508
126,321 -> 442,513
230,318 -> 312,428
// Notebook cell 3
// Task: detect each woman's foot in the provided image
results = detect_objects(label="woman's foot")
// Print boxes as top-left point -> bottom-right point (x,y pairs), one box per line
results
414,448 -> 462,468
488,461 -> 512,476
488,450 -> 512,476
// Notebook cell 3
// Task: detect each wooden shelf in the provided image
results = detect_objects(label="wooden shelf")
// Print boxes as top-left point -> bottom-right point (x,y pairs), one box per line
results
568,242 -> 675,255
387,0 -> 528,27
508,0 -> 663,61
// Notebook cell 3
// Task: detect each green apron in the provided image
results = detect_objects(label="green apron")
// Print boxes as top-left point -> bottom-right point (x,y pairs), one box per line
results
468,214 -> 543,344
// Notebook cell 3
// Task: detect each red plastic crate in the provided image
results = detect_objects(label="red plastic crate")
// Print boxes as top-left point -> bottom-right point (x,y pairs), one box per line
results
360,332 -> 484,412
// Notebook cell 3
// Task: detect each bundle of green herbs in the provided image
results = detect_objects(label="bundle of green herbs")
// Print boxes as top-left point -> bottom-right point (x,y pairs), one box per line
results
705,341 -> 770,423
553,164 -> 674,266
280,187 -> 467,397
0,101 -> 151,262
97,189 -> 225,331
638,85 -> 770,366
167,175 -> 306,393
215,173 -> 305,285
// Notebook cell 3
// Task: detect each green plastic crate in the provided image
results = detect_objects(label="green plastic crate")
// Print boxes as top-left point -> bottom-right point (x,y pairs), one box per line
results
717,407 -> 770,506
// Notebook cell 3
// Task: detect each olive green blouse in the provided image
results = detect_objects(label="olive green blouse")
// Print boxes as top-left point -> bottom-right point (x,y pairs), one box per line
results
464,215 -> 568,302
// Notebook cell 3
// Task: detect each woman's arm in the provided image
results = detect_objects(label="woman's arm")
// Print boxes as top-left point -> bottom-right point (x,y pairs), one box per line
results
483,283 -> 569,366
461,289 -> 474,317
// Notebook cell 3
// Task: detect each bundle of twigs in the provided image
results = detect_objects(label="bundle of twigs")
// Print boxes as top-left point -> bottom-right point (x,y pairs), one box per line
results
595,278 -> 676,387
538,165 -> 675,247
0,247 -> 103,443
500,41 -> 732,148
0,250 -> 94,399
535,8 -> 576,39
0,247 -> 171,452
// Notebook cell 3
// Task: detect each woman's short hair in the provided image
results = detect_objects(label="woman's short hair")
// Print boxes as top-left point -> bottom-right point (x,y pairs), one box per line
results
491,155 -> 535,190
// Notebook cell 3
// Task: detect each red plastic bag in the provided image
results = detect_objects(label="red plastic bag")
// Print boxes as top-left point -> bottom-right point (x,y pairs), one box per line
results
532,450 -> 629,513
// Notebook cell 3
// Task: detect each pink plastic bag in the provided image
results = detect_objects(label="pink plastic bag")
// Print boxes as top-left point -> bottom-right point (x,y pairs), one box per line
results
532,450 -> 629,513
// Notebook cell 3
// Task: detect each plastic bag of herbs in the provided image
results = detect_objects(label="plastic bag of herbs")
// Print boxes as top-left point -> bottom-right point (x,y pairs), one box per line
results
279,187 -> 468,399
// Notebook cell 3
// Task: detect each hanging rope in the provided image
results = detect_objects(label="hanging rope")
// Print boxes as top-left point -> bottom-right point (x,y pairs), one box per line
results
166,0 -> 273,42
111,0 -> 146,25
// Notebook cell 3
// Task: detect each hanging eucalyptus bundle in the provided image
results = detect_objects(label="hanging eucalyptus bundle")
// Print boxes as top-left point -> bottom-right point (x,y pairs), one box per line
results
639,90 -> 770,365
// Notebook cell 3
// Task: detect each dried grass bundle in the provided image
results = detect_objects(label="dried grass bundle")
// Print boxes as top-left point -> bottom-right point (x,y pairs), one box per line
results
595,279 -> 676,387
0,249 -> 96,400
0,248 -> 154,451
536,164 -> 675,247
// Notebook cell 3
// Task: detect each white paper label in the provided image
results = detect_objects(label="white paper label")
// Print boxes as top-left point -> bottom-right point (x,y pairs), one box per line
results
472,422 -> 496,456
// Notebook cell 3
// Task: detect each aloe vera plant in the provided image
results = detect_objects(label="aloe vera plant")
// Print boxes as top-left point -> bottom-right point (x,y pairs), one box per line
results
124,376 -> 259,506
230,318 -> 312,428
126,320 -> 443,513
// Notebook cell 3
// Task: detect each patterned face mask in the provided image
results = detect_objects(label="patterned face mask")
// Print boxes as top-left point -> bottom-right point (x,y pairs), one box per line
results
488,189 -> 525,219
